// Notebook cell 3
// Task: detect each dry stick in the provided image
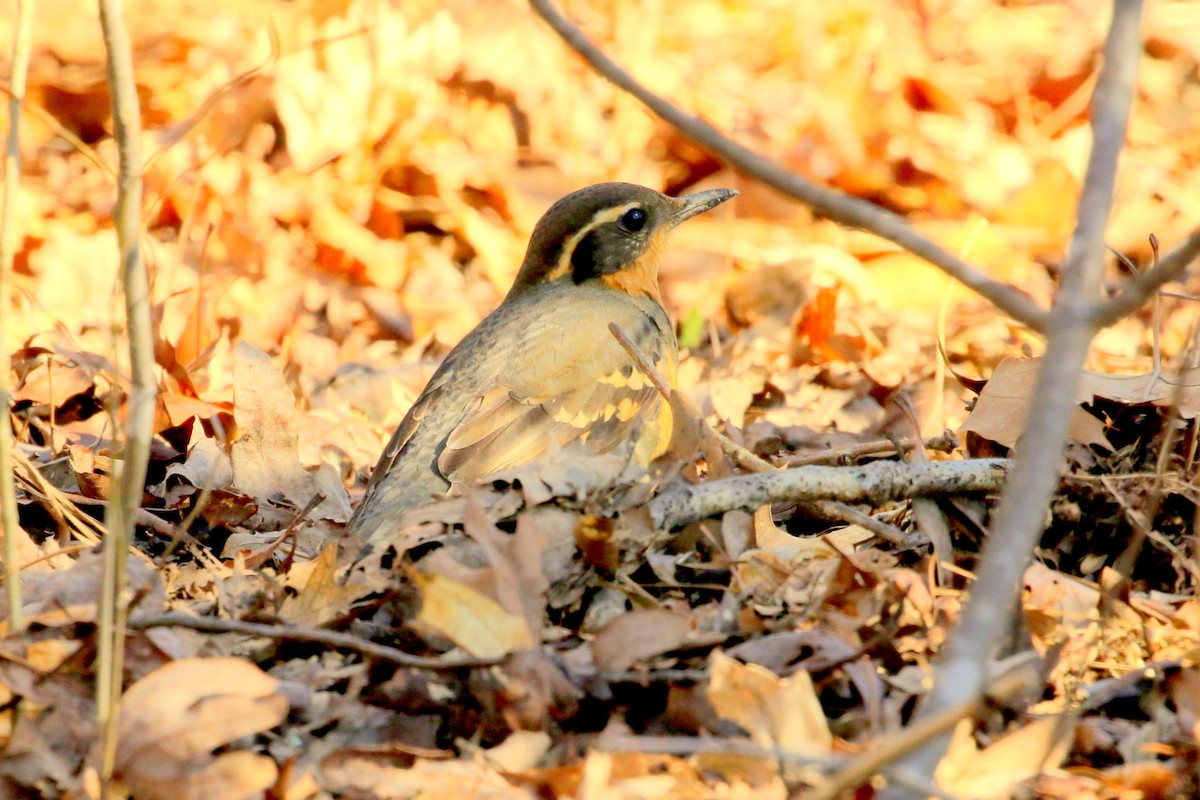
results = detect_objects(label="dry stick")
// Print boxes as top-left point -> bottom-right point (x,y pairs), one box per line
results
530,0 -> 1197,335
889,1 -> 1147,788
96,0 -> 156,794
11,452 -> 104,543
529,0 -> 1048,332
807,500 -> 912,548
782,432 -> 958,467
651,459 -> 1010,531
0,0 -> 35,632
128,613 -> 503,670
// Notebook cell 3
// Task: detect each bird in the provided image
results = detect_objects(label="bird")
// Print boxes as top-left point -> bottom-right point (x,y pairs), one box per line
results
348,182 -> 737,550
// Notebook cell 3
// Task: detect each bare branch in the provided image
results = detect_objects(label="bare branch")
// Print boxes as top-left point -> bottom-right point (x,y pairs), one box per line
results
891,0 -> 1146,787
1093,227 -> 1200,328
781,432 -> 959,467
95,0 -> 157,791
0,0 -> 36,633
528,0 -> 1050,330
808,499 -> 914,547
128,613 -> 503,670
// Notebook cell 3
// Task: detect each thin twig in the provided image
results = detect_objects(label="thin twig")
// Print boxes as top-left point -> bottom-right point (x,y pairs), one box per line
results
529,0 -> 1049,331
610,321 -> 777,474
808,500 -> 912,547
608,322 -> 674,399
893,0 -> 1146,786
1093,228 -> 1200,328
96,0 -> 156,793
0,0 -> 35,631
128,612 -> 504,670
12,450 -> 105,542
781,433 -> 958,467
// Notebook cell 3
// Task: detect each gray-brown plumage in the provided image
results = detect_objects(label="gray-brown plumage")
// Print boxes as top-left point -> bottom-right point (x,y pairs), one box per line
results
349,182 -> 737,550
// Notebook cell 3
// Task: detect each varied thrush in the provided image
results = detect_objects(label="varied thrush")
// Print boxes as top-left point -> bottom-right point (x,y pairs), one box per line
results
349,182 -> 737,548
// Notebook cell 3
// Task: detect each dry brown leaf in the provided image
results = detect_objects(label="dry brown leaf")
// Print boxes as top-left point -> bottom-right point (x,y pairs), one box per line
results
320,752 -> 535,800
710,370 -> 765,430
706,650 -> 832,758
12,355 -> 96,408
936,716 -> 1074,798
1082,366 -> 1200,417
94,657 -> 288,800
959,357 -> 1113,449
311,201 -> 410,288
591,609 -> 693,674
791,284 -> 867,365
993,158 -> 1080,247
412,570 -> 535,658
479,731 -> 552,773
230,342 -> 350,523
230,342 -> 310,501
279,544 -> 363,626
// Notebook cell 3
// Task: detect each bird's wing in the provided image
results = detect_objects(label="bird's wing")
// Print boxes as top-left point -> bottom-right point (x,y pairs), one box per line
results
438,311 -> 675,483
361,382 -> 444,497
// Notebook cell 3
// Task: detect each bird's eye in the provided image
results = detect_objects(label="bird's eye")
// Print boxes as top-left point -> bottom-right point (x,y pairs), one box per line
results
619,207 -> 648,232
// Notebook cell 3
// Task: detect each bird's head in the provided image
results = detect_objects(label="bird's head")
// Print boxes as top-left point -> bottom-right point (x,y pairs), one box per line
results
509,182 -> 737,301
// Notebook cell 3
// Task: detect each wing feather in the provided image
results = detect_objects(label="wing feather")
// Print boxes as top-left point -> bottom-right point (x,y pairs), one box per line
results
437,309 -> 674,485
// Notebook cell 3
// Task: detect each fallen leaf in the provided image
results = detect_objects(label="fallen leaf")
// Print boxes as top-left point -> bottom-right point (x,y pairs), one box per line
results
230,342 -> 350,523
479,731 -> 552,773
591,609 -> 693,674
936,716 -> 1074,798
95,657 -> 288,800
706,650 -> 832,758
321,753 -> 535,800
412,571 -> 535,658
280,544 -> 363,626
959,357 -> 1113,449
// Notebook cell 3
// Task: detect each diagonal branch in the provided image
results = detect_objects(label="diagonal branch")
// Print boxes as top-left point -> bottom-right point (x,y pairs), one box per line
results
528,0 -> 1050,331
887,0 -> 1147,790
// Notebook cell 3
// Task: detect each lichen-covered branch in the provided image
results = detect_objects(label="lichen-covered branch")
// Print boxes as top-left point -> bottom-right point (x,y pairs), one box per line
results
651,459 -> 1010,530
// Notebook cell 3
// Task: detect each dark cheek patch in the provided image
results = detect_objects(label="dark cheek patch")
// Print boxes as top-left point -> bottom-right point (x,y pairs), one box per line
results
571,225 -> 644,283
571,229 -> 602,283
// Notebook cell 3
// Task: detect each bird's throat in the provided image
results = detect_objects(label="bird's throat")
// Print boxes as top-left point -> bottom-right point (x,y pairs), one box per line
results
600,232 -> 666,303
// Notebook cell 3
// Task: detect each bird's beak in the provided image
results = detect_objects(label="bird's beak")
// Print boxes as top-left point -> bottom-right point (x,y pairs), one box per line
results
671,188 -> 738,225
